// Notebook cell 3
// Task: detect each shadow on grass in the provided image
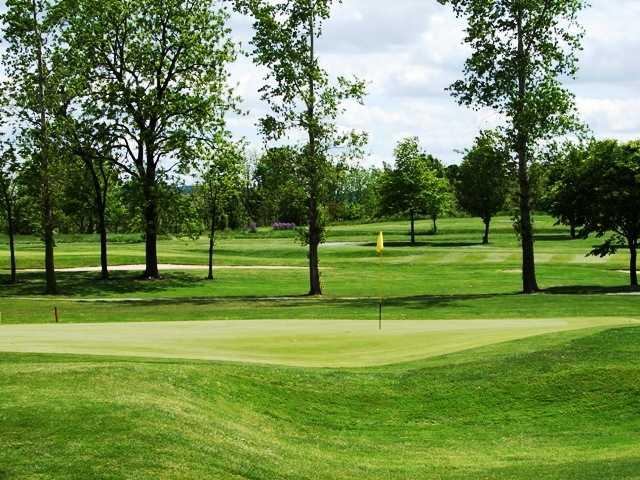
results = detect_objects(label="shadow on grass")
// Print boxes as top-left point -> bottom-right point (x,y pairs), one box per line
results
544,285 -> 638,295
534,234 -> 576,241
362,241 -> 483,248
0,271 -> 209,297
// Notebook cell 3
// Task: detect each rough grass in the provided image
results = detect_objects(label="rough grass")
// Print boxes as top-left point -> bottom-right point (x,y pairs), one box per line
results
2,326 -> 640,479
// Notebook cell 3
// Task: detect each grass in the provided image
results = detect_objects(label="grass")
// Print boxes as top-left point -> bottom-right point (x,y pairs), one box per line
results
1,326 -> 640,479
2,317 -> 637,367
0,215 -> 638,324
1,215 -> 639,478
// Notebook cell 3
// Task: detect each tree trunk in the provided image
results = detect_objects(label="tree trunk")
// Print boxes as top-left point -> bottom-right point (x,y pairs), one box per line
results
516,10 -> 538,294
97,204 -> 108,280
208,207 -> 216,281
482,217 -> 491,245
32,0 -> 56,295
7,202 -> 17,284
308,196 -> 322,296
306,5 -> 322,296
630,238 -> 638,290
88,163 -> 109,280
142,178 -> 159,279
570,223 -> 577,239
432,216 -> 438,235
410,210 -> 416,245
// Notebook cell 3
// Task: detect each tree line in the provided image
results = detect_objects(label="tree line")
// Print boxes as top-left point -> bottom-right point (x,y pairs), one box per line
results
1,0 -> 638,295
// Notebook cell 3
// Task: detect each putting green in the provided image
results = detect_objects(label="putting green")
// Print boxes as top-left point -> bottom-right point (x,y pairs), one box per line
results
1,317 -> 636,367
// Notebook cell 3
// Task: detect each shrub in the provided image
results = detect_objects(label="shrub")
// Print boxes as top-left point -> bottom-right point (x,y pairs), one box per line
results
272,222 -> 296,231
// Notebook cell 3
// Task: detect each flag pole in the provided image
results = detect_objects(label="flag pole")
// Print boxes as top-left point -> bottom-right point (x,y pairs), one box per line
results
376,231 -> 384,330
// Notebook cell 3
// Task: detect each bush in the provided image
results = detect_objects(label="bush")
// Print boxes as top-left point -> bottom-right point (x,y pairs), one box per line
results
272,222 -> 296,231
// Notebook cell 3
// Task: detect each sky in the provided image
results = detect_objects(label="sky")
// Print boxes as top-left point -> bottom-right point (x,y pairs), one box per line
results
227,0 -> 640,166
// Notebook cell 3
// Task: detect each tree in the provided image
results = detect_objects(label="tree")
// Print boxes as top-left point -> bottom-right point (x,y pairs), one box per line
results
439,0 -> 587,293
2,0 -> 66,294
544,144 -> 588,239
197,139 -> 246,280
57,113 -> 118,279
0,148 -> 20,284
577,140 -> 640,289
379,137 -> 449,244
66,0 -> 237,279
237,0 -> 366,296
251,147 -> 307,226
455,131 -> 509,244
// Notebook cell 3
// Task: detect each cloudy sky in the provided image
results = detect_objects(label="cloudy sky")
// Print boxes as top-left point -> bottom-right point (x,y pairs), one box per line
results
227,0 -> 640,166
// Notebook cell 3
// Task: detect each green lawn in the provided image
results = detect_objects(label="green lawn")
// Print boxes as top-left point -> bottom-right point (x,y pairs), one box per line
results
2,327 -> 639,479
0,216 -> 637,324
1,216 -> 639,479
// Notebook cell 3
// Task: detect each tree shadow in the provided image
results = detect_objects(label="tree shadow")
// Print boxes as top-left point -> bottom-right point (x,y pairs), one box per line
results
0,271 -> 209,297
544,284 -> 638,295
534,234 -> 575,241
361,241 -> 483,248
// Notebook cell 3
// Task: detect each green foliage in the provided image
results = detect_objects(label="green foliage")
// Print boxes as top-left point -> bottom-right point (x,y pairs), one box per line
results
574,140 -> 640,287
455,131 -> 509,242
439,0 -> 588,293
328,165 -> 381,221
237,0 -> 367,293
378,137 -> 451,237
439,0 -> 586,144
250,147 -> 307,225
196,140 -> 247,234
544,143 -> 589,236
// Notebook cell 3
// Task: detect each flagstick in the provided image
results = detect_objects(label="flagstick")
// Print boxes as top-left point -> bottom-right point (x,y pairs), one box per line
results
379,252 -> 383,330
376,231 -> 385,331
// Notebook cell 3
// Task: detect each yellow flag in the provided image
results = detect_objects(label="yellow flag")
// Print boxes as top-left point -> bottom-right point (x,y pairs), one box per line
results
376,231 -> 384,255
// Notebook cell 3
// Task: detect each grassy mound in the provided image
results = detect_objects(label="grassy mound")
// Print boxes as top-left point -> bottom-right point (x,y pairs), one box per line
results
2,326 -> 639,479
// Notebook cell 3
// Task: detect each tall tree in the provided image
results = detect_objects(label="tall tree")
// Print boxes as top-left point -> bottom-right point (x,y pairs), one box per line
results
577,140 -> 640,289
66,0 -> 237,279
237,0 -> 366,296
197,139 -> 246,280
2,0 -> 65,294
439,0 -> 587,293
379,137 -> 449,244
0,148 -> 20,284
455,131 -> 510,244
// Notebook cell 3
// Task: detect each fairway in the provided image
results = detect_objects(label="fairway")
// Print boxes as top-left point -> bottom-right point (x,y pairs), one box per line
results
1,317 -> 636,367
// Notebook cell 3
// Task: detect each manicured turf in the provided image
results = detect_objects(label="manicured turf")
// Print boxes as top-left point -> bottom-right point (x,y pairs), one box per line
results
1,317 -> 637,367
1,216 -> 639,479
0,317 -> 640,367
0,216 -> 638,324
2,326 -> 640,479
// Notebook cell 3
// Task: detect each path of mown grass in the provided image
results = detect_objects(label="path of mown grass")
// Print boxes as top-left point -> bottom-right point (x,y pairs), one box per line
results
2,326 -> 640,479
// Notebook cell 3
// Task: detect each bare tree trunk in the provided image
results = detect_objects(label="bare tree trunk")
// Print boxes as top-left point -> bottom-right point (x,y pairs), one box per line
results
570,223 -> 577,239
308,195 -> 322,295
432,216 -> 438,234
410,210 -> 416,245
7,202 -> 17,284
516,10 -> 538,294
630,238 -> 638,290
483,217 -> 491,245
87,161 -> 109,280
208,206 -> 216,281
97,204 -> 108,280
142,177 -> 159,279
